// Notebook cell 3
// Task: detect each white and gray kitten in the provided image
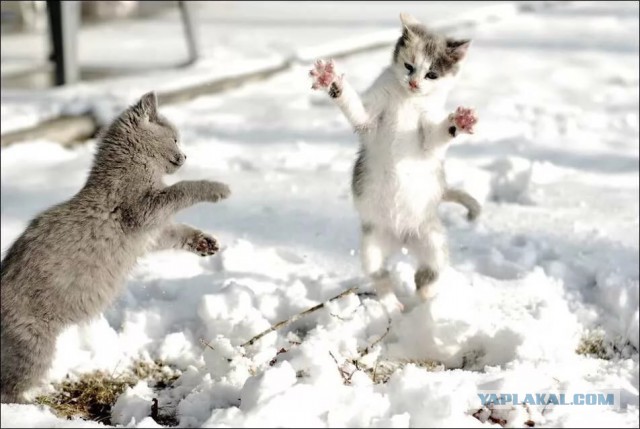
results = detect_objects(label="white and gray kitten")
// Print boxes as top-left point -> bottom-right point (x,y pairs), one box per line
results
310,13 -> 480,313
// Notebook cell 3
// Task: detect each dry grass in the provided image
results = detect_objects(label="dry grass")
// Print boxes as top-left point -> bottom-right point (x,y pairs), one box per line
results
576,332 -> 610,360
35,360 -> 179,426
348,358 -> 443,384
575,331 -> 638,360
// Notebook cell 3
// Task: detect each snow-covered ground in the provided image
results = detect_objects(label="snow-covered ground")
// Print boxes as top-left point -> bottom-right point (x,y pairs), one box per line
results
1,1 -> 639,427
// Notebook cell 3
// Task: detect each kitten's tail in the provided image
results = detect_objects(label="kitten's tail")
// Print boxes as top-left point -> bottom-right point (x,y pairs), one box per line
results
442,188 -> 481,221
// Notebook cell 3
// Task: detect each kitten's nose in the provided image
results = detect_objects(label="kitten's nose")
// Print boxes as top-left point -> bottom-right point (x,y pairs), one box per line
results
409,80 -> 419,90
174,153 -> 186,165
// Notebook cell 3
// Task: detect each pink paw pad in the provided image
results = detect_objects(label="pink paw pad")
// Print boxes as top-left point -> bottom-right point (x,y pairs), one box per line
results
309,59 -> 342,90
193,235 -> 219,256
451,107 -> 478,134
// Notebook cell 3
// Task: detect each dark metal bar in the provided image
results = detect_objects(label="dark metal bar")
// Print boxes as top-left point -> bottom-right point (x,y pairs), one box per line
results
178,1 -> 199,66
46,0 -> 79,86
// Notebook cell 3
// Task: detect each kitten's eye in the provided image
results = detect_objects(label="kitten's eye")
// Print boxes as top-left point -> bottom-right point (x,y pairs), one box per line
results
425,71 -> 438,80
174,139 -> 178,144
404,63 -> 414,73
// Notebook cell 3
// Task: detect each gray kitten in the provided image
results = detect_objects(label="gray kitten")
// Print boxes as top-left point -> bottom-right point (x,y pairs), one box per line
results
310,14 -> 480,313
0,92 -> 230,403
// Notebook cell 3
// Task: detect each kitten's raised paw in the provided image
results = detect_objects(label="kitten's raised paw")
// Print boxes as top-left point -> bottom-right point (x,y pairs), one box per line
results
209,181 -> 231,202
188,233 -> 219,256
309,59 -> 343,95
448,106 -> 478,136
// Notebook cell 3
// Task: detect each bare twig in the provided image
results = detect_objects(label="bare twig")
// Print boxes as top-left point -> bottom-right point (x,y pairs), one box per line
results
269,348 -> 288,366
340,314 -> 392,384
199,338 -> 215,350
358,316 -> 392,356
199,338 -> 233,363
329,305 -> 359,321
328,351 -> 354,385
110,359 -> 123,378
328,351 -> 344,379
356,291 -> 377,298
241,287 -> 358,348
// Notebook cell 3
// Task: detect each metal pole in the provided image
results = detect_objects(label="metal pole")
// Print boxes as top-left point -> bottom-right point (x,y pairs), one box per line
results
46,0 -> 80,86
178,1 -> 199,66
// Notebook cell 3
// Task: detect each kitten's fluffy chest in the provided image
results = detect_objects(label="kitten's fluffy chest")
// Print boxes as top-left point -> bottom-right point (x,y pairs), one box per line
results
379,97 -> 445,154
357,98 -> 445,231
372,97 -> 446,169
390,99 -> 423,133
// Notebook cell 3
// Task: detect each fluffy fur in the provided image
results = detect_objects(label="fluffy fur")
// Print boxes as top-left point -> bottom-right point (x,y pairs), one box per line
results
310,13 -> 480,312
0,92 -> 230,403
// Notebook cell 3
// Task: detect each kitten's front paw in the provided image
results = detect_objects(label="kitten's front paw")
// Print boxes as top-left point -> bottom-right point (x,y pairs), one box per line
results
207,181 -> 231,202
309,59 -> 343,97
187,232 -> 220,256
448,106 -> 478,136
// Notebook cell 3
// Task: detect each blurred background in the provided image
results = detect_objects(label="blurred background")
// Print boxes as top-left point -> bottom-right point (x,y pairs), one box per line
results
1,0 -> 504,90
2,1 -> 200,88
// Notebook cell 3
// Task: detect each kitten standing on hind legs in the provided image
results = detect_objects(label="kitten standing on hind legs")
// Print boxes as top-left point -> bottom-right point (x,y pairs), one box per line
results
0,92 -> 231,404
310,13 -> 480,314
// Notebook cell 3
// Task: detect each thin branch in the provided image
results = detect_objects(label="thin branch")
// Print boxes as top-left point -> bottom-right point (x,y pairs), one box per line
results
110,359 -> 123,378
241,287 -> 358,348
329,305 -> 359,321
199,338 -> 233,362
356,291 -> 377,298
328,351 -> 344,380
329,351 -> 354,385
199,338 -> 215,350
358,316 -> 392,356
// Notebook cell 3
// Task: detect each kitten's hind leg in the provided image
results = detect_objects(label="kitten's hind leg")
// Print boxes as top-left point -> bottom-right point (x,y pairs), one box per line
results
360,223 -> 404,315
1,323 -> 56,404
406,221 -> 450,301
151,223 -> 219,256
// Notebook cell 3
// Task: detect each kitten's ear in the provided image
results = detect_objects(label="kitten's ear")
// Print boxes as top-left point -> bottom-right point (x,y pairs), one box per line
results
135,91 -> 158,121
446,38 -> 471,62
140,91 -> 158,120
399,13 -> 420,38
400,13 -> 421,28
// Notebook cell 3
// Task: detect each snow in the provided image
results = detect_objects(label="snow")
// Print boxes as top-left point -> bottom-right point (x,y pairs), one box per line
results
1,1 -> 639,428
112,382 -> 156,427
0,404 -> 106,428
